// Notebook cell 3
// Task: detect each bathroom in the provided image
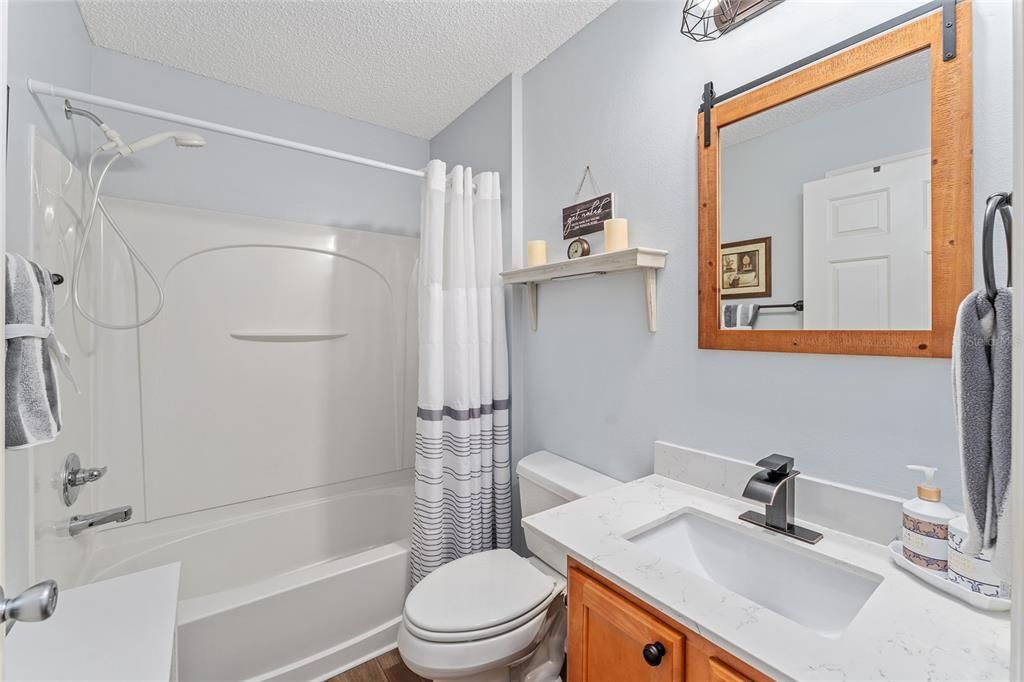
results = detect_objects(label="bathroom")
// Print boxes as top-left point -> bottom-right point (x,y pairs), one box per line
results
0,0 -> 1019,680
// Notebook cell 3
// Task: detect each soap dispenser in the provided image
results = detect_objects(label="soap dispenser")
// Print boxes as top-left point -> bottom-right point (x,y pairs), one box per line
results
901,465 -> 957,573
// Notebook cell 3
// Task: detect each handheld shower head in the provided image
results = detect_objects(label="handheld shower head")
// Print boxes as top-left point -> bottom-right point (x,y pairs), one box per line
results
123,131 -> 207,155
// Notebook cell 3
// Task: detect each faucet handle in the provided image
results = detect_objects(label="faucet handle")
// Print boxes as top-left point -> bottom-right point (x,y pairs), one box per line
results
756,454 -> 794,478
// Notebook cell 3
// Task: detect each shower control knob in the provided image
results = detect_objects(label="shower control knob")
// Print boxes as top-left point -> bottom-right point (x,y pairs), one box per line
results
0,580 -> 59,633
642,641 -> 666,666
61,453 -> 108,507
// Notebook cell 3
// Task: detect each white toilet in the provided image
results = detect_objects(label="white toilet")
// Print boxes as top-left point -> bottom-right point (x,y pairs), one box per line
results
397,451 -> 618,682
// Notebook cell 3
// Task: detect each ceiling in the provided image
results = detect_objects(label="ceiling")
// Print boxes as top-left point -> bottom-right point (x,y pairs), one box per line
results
77,0 -> 614,139
721,49 -> 930,148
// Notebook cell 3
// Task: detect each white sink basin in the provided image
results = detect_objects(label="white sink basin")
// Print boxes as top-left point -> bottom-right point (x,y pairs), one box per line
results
627,511 -> 882,638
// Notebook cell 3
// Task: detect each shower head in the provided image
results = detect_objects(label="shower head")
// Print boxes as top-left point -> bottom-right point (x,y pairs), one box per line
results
123,131 -> 207,155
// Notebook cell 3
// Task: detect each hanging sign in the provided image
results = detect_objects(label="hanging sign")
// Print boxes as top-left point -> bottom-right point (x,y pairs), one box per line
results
562,193 -> 615,240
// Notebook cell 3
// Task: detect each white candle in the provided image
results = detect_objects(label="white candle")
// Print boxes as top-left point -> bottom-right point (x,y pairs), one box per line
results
527,240 -> 548,267
604,218 -> 629,252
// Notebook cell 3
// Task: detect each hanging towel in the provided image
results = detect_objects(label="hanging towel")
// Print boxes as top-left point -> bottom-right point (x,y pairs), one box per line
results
739,304 -> 761,328
722,303 -> 738,328
953,287 -> 1013,575
4,253 -> 75,449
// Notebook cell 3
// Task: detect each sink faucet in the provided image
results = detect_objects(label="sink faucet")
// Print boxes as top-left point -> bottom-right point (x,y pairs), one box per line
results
68,506 -> 132,537
739,454 -> 822,544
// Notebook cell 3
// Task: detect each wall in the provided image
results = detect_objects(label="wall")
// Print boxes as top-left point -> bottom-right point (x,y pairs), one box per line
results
720,79 -> 930,330
521,0 -> 1013,509
89,49 -> 427,237
5,0 -> 431,591
5,0 -> 97,594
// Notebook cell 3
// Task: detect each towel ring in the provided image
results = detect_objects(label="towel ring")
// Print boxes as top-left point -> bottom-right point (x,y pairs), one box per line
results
982,192 -> 1012,301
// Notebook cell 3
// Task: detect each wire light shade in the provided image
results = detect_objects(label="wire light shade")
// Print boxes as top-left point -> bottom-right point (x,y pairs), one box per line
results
681,0 -> 785,42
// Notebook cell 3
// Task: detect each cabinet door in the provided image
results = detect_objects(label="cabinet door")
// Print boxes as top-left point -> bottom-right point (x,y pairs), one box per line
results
708,657 -> 753,682
569,567 -> 684,682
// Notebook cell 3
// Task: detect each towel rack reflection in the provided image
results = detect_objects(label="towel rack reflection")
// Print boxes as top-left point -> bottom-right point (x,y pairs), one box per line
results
983,192 -> 1012,301
759,300 -> 804,312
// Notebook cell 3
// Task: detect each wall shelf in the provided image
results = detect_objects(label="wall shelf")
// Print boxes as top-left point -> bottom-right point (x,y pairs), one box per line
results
500,247 -> 668,332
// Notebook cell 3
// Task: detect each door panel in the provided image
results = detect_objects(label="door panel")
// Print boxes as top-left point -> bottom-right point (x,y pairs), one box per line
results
804,152 -> 931,330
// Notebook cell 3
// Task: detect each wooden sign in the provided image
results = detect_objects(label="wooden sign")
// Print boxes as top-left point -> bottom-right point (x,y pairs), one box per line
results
562,193 -> 614,239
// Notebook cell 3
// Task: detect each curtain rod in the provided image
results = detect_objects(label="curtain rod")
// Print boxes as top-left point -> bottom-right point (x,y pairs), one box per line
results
27,78 -> 426,179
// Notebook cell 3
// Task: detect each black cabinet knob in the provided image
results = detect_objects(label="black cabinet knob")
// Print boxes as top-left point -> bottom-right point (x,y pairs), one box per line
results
642,641 -> 666,666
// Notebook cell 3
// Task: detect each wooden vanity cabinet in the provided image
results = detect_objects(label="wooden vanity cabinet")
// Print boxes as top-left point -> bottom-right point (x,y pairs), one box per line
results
567,559 -> 771,682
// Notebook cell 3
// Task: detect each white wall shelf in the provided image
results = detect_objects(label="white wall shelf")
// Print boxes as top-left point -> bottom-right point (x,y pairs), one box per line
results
500,247 -> 668,332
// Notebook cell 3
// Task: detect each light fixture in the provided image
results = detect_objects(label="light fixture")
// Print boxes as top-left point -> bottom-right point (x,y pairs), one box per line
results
680,0 -> 785,42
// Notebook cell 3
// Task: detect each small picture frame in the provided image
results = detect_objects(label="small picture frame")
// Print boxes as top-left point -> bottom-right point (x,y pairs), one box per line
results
720,237 -> 772,299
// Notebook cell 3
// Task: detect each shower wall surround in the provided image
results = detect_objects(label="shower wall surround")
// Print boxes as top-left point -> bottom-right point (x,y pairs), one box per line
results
96,198 -> 418,522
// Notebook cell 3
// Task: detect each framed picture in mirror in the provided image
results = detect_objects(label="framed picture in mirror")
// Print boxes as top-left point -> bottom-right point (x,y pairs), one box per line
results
696,1 -> 973,357
721,237 -> 771,299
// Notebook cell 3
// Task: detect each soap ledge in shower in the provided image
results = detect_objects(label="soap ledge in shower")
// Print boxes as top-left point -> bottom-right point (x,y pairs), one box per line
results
229,331 -> 349,342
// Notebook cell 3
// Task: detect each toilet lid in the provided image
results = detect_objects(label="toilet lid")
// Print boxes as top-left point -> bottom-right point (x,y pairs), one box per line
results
404,550 -> 556,635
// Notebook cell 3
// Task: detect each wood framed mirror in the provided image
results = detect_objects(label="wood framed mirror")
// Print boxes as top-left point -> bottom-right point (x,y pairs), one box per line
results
697,1 -> 972,357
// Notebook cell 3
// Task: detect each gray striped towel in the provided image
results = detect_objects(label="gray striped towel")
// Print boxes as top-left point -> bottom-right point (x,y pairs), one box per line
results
5,253 -> 76,449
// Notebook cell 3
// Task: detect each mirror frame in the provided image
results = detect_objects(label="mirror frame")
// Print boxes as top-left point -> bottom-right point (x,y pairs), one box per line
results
697,2 -> 972,358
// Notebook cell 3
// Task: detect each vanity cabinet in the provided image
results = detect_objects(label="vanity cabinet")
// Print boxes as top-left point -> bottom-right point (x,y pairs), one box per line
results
568,559 -> 770,682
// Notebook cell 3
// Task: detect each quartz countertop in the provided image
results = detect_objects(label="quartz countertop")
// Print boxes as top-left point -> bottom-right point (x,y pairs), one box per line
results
523,475 -> 1009,681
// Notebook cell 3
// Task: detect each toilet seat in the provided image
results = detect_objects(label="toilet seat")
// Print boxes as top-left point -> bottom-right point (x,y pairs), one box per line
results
404,549 -> 558,642
403,582 -> 558,643
397,598 -> 562,680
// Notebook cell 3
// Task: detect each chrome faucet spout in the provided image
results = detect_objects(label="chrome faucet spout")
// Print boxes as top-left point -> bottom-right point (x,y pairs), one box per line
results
68,505 -> 132,537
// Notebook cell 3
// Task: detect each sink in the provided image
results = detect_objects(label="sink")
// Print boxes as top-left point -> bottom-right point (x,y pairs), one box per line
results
627,511 -> 882,638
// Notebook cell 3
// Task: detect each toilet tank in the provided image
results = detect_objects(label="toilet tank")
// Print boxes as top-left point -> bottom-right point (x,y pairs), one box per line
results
517,451 -> 619,517
517,451 -> 619,574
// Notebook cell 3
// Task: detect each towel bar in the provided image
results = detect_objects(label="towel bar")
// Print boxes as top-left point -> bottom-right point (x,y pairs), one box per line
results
982,192 -> 1012,301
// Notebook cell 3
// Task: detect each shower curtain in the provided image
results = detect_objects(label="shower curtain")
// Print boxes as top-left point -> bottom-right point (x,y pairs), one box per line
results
410,160 -> 511,584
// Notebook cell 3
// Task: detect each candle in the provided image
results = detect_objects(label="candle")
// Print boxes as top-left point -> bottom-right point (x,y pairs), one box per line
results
527,240 -> 548,267
604,218 -> 629,252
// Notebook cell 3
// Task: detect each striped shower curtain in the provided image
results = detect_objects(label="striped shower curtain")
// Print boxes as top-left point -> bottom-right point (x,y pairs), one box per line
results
410,160 -> 511,584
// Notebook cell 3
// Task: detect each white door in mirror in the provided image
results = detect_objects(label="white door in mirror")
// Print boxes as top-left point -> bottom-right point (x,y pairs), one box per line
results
803,152 -> 931,330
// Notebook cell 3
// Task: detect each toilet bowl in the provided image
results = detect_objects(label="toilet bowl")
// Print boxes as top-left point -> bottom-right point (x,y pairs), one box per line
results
397,452 -> 618,682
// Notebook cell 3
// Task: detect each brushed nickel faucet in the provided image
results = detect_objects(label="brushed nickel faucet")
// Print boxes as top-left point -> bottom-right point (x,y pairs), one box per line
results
739,454 -> 822,544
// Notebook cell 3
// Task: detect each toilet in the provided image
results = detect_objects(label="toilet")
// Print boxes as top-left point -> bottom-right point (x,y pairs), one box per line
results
397,451 -> 618,682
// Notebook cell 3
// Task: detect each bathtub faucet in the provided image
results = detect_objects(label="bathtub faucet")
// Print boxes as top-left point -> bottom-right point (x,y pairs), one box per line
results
68,505 -> 133,537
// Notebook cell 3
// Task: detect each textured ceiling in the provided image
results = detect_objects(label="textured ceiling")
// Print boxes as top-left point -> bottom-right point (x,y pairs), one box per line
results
721,49 -> 931,148
77,0 -> 614,139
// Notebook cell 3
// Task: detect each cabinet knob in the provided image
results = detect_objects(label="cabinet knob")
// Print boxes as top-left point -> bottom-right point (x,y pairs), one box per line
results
642,641 -> 666,666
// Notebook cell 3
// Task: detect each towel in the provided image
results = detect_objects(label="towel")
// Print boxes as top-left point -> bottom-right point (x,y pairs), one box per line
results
739,304 -> 761,328
723,303 -> 738,328
953,288 -> 1012,576
4,254 -> 75,449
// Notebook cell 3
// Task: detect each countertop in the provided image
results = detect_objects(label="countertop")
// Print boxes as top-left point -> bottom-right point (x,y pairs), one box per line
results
7,563 -> 180,681
523,475 -> 1010,681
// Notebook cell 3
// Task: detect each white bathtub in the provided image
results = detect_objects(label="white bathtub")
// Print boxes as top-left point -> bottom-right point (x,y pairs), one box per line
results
84,481 -> 413,681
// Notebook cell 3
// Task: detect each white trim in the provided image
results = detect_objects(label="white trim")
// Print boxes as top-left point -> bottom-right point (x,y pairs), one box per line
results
1010,0 -> 1024,676
26,79 -> 426,179
1,0 -> 9,668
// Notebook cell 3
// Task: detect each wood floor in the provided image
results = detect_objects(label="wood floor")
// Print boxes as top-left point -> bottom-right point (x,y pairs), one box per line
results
326,649 -> 428,682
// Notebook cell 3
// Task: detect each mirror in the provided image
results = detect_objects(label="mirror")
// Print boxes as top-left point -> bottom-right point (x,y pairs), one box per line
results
720,52 -> 930,331
698,2 -> 972,357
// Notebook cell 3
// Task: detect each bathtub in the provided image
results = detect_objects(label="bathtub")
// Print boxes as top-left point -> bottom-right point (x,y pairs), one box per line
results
83,480 -> 413,681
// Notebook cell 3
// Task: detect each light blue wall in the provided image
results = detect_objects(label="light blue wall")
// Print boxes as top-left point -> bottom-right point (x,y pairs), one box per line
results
520,0 -> 1013,509
89,49 -> 427,237
720,79 -> 931,330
